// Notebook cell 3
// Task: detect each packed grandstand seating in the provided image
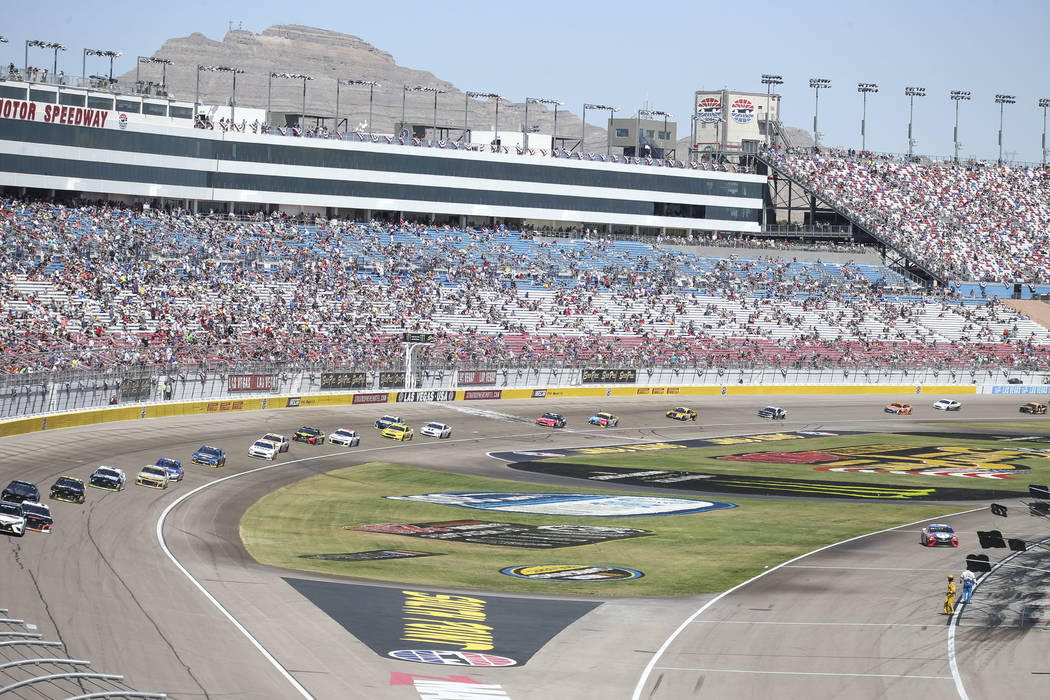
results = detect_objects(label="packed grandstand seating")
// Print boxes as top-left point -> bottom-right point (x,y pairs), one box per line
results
3,196 -> 1050,375
764,147 -> 1050,284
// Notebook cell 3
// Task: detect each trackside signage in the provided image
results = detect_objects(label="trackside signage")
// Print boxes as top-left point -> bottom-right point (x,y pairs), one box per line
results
0,98 -> 110,127
228,374 -> 277,392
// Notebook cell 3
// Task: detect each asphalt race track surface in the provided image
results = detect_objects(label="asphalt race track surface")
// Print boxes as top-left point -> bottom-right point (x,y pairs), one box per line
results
1,394 -> 1047,699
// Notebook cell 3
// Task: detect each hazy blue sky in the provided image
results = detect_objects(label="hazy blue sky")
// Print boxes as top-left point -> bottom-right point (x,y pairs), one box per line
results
5,0 -> 1048,163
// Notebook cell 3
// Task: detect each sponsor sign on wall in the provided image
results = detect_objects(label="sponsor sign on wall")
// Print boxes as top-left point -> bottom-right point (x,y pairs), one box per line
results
500,564 -> 644,581
396,390 -> 456,403
464,389 -> 502,400
119,376 -> 152,401
300,550 -> 440,562
286,397 -> 301,407
0,98 -> 111,127
379,371 -> 406,389
320,372 -> 367,390
990,385 -> 1050,394
457,370 -> 497,386
730,97 -> 756,124
228,374 -> 277,392
696,96 -> 723,122
531,389 -> 547,398
346,519 -> 653,548
205,400 -> 245,412
386,492 -> 736,517
581,368 -> 637,384
353,392 -> 390,405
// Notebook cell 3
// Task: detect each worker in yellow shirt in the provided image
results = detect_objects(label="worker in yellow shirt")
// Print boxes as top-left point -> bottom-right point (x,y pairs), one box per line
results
943,574 -> 956,615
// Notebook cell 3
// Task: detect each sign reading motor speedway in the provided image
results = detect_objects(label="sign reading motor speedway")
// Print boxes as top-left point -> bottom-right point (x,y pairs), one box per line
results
386,492 -> 736,516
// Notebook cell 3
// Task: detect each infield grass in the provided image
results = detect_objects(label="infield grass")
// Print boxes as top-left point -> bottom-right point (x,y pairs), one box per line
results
242,462 -> 960,597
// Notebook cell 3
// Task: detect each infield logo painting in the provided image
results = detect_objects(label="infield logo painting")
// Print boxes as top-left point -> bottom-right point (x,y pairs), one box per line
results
386,492 -> 736,516
500,564 -> 644,581
346,520 -> 653,548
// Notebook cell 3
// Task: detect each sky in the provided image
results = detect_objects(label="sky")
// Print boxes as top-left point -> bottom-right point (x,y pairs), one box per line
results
4,0 -> 1049,163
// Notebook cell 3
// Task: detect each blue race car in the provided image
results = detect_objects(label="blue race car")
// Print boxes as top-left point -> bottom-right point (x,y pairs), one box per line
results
191,445 -> 226,468
155,457 -> 184,482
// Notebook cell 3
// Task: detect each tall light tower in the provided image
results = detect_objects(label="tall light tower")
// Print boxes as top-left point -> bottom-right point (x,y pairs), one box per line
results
197,65 -> 241,120
26,40 -> 66,79
995,94 -> 1016,163
1039,98 -> 1049,167
857,82 -> 878,152
402,86 -> 445,140
268,73 -> 313,128
582,103 -> 618,156
83,49 -> 121,83
950,90 -> 971,161
337,79 -> 379,136
809,78 -> 831,147
904,86 -> 925,157
525,97 -> 562,152
465,91 -> 500,145
136,57 -> 173,95
761,74 -> 783,147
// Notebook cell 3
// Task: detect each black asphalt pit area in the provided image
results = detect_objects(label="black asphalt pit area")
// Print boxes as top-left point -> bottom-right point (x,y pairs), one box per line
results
509,462 -> 1026,501
284,578 -> 600,666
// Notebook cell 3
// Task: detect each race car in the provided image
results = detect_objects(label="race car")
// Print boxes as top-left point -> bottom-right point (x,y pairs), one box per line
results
666,407 -> 698,421
329,428 -> 361,447
0,501 -> 26,538
192,445 -> 226,468
920,523 -> 959,547
885,402 -> 913,415
758,406 -> 787,420
588,412 -> 619,427
261,433 -> 290,452
381,423 -> 414,441
375,415 -> 404,430
155,458 -> 184,482
2,479 -> 40,504
248,439 -> 280,460
933,399 -> 962,411
1020,402 -> 1047,415
293,426 -> 326,445
89,466 -> 126,491
49,476 -> 86,503
136,464 -> 170,489
21,501 -> 53,533
536,412 -> 566,428
420,422 -> 453,439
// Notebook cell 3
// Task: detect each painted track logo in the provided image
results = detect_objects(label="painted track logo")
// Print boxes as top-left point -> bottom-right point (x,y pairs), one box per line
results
388,650 -> 517,666
386,492 -> 737,516
500,564 -> 644,581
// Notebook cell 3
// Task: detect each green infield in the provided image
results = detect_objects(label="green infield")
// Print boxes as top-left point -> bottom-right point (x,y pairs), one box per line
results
241,462 -> 960,596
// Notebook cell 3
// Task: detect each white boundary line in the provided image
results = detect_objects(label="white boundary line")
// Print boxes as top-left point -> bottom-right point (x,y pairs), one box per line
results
630,506 -> 984,700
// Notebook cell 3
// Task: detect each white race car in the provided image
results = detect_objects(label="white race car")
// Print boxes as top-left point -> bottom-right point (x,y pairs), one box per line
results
329,429 -> 361,447
420,422 -> 453,439
0,500 -> 26,537
932,399 -> 961,411
248,439 -> 280,461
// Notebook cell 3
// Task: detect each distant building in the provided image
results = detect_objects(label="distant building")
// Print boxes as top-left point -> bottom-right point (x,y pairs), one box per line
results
694,89 -> 781,157
609,115 -> 678,159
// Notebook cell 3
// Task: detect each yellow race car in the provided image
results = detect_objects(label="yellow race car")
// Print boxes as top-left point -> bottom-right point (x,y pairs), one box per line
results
381,423 -> 414,441
666,407 -> 697,421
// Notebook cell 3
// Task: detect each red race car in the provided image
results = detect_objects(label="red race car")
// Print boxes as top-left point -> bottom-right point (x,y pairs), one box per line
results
536,412 -> 566,428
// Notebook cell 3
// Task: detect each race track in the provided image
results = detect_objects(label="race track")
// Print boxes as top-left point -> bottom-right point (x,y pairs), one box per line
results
1,393 -> 1047,699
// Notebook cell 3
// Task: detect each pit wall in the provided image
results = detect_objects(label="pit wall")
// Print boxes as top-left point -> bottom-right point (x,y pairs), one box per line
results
0,383 -> 979,439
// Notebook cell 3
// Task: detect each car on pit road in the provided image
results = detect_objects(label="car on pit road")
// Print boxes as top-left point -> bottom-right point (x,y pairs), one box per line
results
0,501 -> 26,538
192,445 -> 227,468
375,415 -> 404,430
136,464 -> 170,489
329,428 -> 361,447
885,402 -> 913,415
49,476 -> 86,504
155,458 -> 184,482
666,407 -> 698,421
421,422 -> 453,439
381,423 -> 414,441
933,399 -> 962,411
261,433 -> 290,453
588,412 -> 619,427
757,406 -> 788,420
89,466 -> 126,491
1020,402 -> 1047,415
920,523 -> 959,547
536,412 -> 566,428
293,426 -> 326,445
248,439 -> 281,461
21,501 -> 53,533
2,479 -> 40,504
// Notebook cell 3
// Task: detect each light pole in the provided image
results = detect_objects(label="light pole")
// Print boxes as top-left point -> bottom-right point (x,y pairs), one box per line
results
525,97 -> 562,152
466,92 -> 499,145
337,79 -> 379,136
403,86 -> 445,141
136,57 -> 173,95
83,49 -> 121,83
761,74 -> 783,147
950,90 -> 970,161
639,109 -> 672,158
904,86 -> 925,157
26,40 -> 65,80
268,73 -> 312,128
197,65 -> 241,121
995,93 -> 1016,163
583,103 -> 618,156
1040,98 -> 1050,167
809,78 -> 831,147
857,82 -> 878,152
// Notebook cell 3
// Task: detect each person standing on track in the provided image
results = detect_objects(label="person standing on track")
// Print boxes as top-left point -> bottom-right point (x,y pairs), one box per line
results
961,569 -> 976,604
943,574 -> 956,614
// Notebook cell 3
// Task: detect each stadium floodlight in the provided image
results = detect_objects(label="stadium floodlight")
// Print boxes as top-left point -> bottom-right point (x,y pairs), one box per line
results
83,48 -> 122,82
904,87 -> 925,157
336,79 -> 379,136
25,40 -> 66,78
809,78 -> 831,147
465,92 -> 502,146
583,103 -> 619,156
525,97 -> 563,152
197,65 -> 244,121
402,85 -> 447,141
761,74 -> 783,146
995,93 -> 1016,162
1039,100 -> 1050,167
857,83 -> 879,152
136,57 -> 174,92
950,90 -> 971,161
268,72 -> 313,129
